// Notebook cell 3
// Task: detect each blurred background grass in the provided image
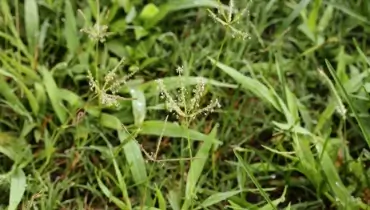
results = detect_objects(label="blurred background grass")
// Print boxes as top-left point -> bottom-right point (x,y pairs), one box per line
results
1,0 -> 370,209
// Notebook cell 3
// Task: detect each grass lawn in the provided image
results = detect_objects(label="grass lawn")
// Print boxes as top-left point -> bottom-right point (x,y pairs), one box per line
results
1,0 -> 370,209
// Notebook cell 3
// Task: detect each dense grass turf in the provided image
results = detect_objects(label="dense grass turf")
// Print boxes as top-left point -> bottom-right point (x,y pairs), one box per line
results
1,0 -> 370,209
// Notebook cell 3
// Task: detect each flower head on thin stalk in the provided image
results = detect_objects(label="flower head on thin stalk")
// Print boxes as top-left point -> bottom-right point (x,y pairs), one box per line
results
156,66 -> 221,123
80,23 -> 110,43
208,0 -> 252,40
78,9 -> 112,43
87,58 -> 138,107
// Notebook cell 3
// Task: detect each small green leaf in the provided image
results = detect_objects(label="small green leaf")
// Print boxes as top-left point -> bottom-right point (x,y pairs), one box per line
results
199,190 -> 241,208
100,113 -> 122,130
129,87 -> 146,126
59,89 -> 83,107
110,18 -> 127,33
139,3 -> 160,21
134,26 -> 149,40
118,0 -> 132,12
125,6 -> 137,23
107,39 -> 128,58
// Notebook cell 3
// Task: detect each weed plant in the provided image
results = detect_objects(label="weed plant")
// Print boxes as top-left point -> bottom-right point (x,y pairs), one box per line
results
0,0 -> 370,210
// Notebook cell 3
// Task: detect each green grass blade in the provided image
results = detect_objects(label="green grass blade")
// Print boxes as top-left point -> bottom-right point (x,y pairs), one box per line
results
260,186 -> 287,210
183,124 -> 219,208
155,186 -> 167,210
0,33 -> 31,62
8,168 -> 26,210
0,133 -> 18,160
234,151 -> 276,210
119,130 -> 148,187
209,57 -> 281,112
353,39 -> 370,66
325,60 -> 370,147
24,0 -> 39,53
138,120 -> 221,144
198,190 -> 241,209
0,53 -> 40,81
0,69 -> 39,115
307,0 -> 322,32
59,89 -> 83,107
314,136 -> 358,208
0,76 -> 31,120
166,0 -> 228,11
318,5 -> 334,33
100,113 -> 122,130
0,1 -> 33,61
110,148 -> 132,209
326,2 -> 369,24
167,190 -> 181,210
64,0 -> 80,54
129,86 -> 146,126
282,0 -> 311,29
99,113 -> 148,190
40,68 -> 67,124
96,173 -> 128,209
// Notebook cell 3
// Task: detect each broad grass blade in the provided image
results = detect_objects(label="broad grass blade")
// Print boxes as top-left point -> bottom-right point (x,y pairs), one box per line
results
8,168 -> 26,210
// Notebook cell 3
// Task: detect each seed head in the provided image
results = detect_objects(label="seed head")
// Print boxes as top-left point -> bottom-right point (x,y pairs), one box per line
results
80,23 -> 110,43
86,58 -> 137,107
207,0 -> 251,40
157,66 -> 221,123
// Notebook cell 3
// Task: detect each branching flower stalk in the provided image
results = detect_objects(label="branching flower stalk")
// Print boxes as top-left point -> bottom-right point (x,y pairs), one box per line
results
208,0 -> 251,40
156,66 -> 221,200
87,57 -> 137,107
79,0 -> 111,90
80,0 -> 136,108
208,0 -> 252,76
156,66 -> 221,126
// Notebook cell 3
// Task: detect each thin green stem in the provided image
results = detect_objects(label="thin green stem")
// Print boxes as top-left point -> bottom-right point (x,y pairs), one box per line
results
210,30 -> 228,73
